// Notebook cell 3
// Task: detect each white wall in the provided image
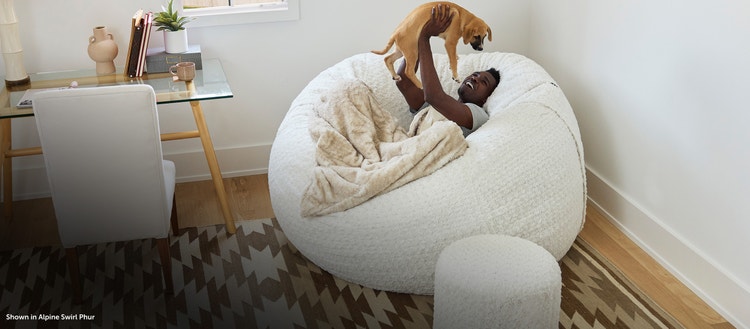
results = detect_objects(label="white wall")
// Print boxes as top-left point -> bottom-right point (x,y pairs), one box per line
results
529,1 -> 749,327
4,0 -> 528,196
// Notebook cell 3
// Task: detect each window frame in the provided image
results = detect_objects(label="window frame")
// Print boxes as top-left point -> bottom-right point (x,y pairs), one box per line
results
183,0 -> 300,27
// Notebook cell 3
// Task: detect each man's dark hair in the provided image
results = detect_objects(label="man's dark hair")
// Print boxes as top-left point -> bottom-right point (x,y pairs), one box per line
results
486,68 -> 501,86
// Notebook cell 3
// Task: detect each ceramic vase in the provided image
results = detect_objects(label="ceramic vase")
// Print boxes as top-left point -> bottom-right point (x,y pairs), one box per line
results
87,26 -> 118,75
164,29 -> 188,54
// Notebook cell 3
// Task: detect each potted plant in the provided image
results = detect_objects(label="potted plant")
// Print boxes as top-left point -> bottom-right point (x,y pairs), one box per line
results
154,0 -> 194,53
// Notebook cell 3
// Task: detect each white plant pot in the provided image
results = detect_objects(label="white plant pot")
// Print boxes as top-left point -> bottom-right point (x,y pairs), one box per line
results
164,29 -> 188,54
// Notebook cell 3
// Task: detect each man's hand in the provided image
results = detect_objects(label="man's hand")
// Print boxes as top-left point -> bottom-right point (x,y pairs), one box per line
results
417,3 -> 472,129
421,4 -> 454,38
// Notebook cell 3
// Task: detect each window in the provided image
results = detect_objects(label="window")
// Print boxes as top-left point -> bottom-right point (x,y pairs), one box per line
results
181,0 -> 299,27
184,0 -> 282,6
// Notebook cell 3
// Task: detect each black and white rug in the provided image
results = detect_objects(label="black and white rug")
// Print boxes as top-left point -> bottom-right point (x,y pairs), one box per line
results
0,218 -> 679,328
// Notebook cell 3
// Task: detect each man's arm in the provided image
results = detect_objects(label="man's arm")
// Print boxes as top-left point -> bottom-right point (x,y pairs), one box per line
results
418,4 -> 473,129
395,59 -> 425,111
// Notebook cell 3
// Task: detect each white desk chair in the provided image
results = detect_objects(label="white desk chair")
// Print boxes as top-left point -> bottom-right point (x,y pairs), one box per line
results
33,84 -> 178,303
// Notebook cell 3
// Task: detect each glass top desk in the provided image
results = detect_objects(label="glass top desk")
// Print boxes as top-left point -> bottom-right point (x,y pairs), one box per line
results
0,59 -> 237,234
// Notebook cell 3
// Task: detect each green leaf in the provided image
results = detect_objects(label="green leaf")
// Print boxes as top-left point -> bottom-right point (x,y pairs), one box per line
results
153,0 -> 191,31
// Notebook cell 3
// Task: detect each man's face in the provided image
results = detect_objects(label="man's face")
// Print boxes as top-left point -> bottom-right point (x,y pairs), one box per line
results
457,71 -> 499,106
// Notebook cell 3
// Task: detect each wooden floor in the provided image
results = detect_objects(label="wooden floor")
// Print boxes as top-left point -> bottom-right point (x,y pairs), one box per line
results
0,174 -> 733,328
0,174 -> 275,250
578,204 -> 734,329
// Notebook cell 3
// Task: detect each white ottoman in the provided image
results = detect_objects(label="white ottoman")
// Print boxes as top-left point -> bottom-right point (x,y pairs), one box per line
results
434,234 -> 562,329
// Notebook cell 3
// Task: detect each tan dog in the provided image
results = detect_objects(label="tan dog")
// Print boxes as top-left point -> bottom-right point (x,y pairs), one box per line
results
372,2 -> 492,89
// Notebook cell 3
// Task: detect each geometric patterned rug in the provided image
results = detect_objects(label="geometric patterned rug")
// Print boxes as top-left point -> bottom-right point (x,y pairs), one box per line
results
0,218 -> 681,329
559,240 -> 681,329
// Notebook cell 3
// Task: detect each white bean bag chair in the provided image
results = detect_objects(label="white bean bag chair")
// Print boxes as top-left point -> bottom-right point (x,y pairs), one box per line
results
268,52 -> 586,294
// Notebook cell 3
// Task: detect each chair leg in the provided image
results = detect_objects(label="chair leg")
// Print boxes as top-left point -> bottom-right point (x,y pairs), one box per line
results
170,194 -> 179,236
64,247 -> 82,304
157,237 -> 174,294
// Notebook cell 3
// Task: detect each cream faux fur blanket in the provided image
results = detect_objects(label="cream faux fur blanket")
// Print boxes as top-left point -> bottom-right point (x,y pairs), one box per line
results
300,79 -> 468,217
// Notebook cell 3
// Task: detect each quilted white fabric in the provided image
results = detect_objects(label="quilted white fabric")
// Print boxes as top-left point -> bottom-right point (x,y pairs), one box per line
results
434,234 -> 561,329
268,52 -> 586,294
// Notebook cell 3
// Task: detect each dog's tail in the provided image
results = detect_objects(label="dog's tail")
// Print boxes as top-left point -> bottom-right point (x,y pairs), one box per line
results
371,38 -> 395,55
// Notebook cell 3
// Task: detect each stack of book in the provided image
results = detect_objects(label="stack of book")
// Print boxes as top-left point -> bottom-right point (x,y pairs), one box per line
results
124,9 -> 154,78
146,44 -> 203,73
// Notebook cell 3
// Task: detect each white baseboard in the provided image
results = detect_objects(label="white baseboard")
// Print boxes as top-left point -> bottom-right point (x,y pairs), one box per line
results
4,143 -> 272,200
163,143 -> 271,183
586,168 -> 749,329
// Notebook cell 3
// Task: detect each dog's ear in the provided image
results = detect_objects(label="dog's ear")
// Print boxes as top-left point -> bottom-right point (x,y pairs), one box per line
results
487,26 -> 492,42
462,27 -> 476,45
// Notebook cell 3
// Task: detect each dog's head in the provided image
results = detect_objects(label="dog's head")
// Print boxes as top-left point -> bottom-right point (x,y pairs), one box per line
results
462,19 -> 492,51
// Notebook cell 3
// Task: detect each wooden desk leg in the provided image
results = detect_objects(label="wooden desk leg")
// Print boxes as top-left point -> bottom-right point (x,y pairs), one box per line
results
188,99 -> 236,234
1,118 -> 12,219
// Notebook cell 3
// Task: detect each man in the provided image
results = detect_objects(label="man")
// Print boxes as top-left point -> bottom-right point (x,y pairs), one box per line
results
395,4 -> 500,137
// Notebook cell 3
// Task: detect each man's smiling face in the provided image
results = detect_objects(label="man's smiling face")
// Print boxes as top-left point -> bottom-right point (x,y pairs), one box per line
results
457,71 -> 499,107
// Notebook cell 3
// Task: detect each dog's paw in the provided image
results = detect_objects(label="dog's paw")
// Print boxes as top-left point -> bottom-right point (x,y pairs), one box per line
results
452,77 -> 461,83
393,76 -> 402,81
